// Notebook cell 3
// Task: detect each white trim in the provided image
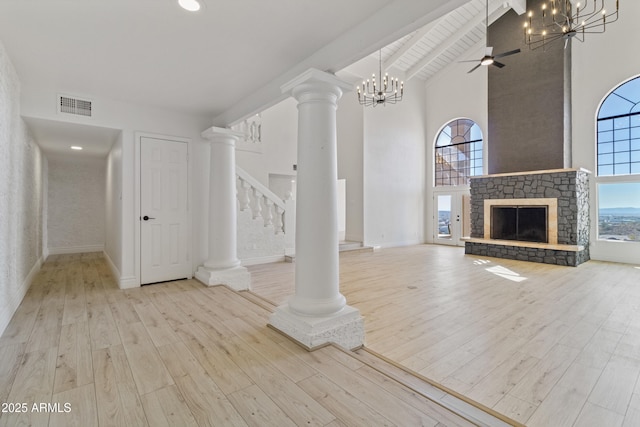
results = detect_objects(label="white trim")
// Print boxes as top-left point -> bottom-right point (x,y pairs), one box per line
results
119,276 -> 139,289
103,250 -> 120,282
48,245 -> 104,255
0,256 -> 43,337
135,132 -> 192,288
364,239 -> 424,250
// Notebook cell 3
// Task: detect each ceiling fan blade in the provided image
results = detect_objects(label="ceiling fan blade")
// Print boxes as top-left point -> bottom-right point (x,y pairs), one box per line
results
492,61 -> 505,68
458,59 -> 481,63
485,46 -> 493,56
468,63 -> 482,73
494,48 -> 521,59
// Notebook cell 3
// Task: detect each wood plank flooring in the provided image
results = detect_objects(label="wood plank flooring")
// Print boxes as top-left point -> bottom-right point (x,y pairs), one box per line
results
0,252 -> 476,427
249,244 -> 640,427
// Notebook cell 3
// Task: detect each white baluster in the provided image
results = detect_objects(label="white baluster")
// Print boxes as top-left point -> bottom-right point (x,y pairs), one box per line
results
238,178 -> 251,211
252,189 -> 263,220
275,205 -> 285,235
263,198 -> 274,227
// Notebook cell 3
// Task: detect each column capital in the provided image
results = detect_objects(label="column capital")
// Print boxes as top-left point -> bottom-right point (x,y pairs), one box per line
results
281,68 -> 352,100
201,126 -> 244,143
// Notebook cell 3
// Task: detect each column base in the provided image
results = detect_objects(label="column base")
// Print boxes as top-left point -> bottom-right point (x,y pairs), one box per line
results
195,265 -> 251,291
268,304 -> 364,350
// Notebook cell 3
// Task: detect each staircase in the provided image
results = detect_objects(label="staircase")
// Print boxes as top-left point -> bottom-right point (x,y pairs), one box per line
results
236,167 -> 294,265
236,168 -> 373,265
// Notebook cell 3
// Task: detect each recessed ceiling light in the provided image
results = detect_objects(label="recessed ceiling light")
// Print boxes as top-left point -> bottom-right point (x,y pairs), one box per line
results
70,146 -> 83,150
178,0 -> 201,12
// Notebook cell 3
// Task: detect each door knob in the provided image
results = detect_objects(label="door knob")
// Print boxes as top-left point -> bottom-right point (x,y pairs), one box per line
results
142,215 -> 155,221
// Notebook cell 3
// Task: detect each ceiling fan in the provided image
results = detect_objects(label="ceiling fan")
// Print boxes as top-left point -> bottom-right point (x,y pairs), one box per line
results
460,0 -> 520,73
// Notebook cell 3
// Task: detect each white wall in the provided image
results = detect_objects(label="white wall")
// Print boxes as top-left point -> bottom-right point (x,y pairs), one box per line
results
105,132 -> 123,276
236,97 -> 298,187
571,3 -> 640,265
424,45 -> 488,242
337,88 -> 365,243
362,75 -> 427,248
47,155 -> 106,254
0,41 -> 44,336
21,84 -> 212,287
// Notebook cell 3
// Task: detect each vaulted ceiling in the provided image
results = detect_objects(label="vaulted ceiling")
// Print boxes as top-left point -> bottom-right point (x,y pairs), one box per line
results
378,0 -> 525,81
0,0 -> 525,156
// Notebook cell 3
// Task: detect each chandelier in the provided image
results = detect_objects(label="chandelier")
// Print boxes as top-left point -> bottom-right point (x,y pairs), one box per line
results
524,0 -> 620,50
357,50 -> 404,107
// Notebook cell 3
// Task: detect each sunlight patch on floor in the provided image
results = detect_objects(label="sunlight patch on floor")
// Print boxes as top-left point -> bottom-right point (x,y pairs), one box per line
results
485,265 -> 527,282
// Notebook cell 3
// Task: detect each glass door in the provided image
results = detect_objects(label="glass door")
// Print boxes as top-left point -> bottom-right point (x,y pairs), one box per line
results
434,190 -> 470,246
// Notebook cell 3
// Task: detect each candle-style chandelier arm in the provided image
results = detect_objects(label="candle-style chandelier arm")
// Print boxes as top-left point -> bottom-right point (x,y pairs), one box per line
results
523,0 -> 620,50
356,50 -> 404,107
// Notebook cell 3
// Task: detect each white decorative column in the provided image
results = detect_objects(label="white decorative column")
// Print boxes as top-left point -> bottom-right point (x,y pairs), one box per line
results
269,69 -> 364,350
195,127 -> 251,290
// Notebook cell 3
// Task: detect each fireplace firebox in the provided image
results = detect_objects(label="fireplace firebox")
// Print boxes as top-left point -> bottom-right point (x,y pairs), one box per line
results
491,206 -> 548,243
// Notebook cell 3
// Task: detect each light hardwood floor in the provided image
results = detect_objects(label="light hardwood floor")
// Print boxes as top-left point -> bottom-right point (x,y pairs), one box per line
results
250,245 -> 640,427
0,252 -> 479,427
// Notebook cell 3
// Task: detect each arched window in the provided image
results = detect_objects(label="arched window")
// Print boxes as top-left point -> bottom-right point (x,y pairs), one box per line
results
434,118 -> 483,186
596,76 -> 640,243
597,76 -> 640,176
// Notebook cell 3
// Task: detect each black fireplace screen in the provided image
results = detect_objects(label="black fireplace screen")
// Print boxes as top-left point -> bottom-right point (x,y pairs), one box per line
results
491,206 -> 548,243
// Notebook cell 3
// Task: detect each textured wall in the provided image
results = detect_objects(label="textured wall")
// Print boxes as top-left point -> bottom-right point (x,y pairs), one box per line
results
47,156 -> 105,252
0,41 -> 44,335
487,1 -> 568,174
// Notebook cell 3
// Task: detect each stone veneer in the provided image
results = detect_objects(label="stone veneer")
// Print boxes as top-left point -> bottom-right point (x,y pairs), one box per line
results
465,169 -> 590,266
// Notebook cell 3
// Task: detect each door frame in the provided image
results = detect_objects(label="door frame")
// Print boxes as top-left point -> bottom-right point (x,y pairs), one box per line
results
134,132 -> 192,286
433,187 -> 470,247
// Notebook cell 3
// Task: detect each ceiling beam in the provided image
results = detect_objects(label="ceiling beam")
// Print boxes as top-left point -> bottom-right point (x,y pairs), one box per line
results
383,17 -> 444,70
212,0 -> 469,127
404,0 -> 510,81
507,0 -> 526,15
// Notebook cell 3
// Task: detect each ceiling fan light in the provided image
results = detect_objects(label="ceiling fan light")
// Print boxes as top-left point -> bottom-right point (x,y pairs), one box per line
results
178,0 -> 201,12
481,57 -> 494,66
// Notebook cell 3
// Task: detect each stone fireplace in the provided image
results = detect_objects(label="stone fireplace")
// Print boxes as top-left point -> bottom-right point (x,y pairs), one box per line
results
464,168 -> 590,266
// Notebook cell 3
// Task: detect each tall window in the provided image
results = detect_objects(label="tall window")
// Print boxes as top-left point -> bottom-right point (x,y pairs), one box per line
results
597,76 -> 640,242
597,76 -> 640,176
434,118 -> 483,186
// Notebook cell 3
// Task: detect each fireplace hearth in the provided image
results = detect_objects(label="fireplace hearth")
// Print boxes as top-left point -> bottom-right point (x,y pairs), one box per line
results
465,169 -> 590,266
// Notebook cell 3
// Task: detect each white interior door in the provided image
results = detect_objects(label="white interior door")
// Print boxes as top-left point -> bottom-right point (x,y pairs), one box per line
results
140,137 -> 190,285
434,190 -> 470,247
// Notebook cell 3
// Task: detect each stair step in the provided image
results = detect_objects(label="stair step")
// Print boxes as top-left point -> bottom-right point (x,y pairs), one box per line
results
237,290 -> 278,312
284,241 -> 373,263
339,241 -> 374,253
352,347 -> 521,427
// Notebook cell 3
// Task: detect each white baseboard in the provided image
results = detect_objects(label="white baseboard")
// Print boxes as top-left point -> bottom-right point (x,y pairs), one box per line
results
119,276 -> 139,289
0,255 -> 43,338
48,245 -> 104,255
241,255 -> 286,266
364,239 -> 424,250
103,251 -> 139,289
103,251 -> 120,282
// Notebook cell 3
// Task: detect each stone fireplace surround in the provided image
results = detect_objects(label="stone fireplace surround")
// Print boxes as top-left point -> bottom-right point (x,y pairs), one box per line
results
464,168 -> 590,266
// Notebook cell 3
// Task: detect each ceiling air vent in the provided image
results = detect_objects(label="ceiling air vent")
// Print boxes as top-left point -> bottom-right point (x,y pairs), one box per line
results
57,95 -> 92,117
